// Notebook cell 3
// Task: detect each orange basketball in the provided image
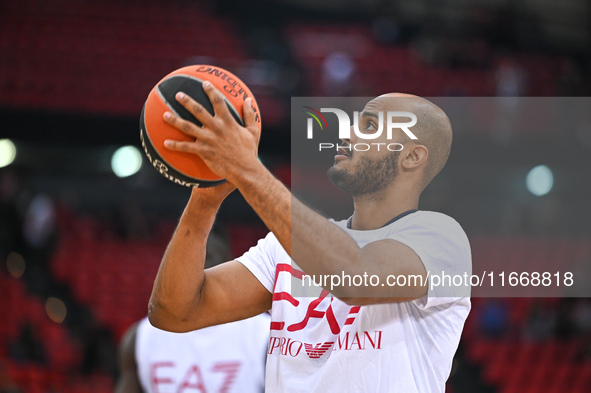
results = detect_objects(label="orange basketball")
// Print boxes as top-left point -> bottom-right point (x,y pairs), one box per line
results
140,65 -> 261,187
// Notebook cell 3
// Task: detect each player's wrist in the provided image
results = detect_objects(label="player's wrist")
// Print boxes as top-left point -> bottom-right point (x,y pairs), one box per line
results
229,158 -> 269,191
185,189 -> 225,217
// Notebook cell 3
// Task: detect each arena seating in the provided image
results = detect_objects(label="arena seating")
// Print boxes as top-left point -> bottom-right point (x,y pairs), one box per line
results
464,299 -> 591,392
49,215 -> 165,340
0,271 -> 85,392
0,0 -> 248,116
462,236 -> 591,391
0,0 -> 569,123
285,22 -> 565,97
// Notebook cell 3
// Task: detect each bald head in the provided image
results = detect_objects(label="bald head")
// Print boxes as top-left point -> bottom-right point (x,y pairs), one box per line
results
371,93 -> 453,190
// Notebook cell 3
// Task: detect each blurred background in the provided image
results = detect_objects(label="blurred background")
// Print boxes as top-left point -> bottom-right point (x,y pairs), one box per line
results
1,0 -> 590,392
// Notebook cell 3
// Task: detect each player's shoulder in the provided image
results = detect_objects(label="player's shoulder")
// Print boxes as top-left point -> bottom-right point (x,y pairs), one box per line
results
237,230 -> 283,261
250,231 -> 290,260
391,210 -> 470,247
330,210 -> 463,230
400,210 -> 464,232
408,210 -> 460,226
254,231 -> 281,249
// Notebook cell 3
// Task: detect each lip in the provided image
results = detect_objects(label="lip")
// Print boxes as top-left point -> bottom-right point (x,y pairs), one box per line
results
337,147 -> 351,157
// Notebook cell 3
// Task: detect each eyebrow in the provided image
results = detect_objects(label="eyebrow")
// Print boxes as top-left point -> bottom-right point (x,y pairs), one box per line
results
360,111 -> 379,119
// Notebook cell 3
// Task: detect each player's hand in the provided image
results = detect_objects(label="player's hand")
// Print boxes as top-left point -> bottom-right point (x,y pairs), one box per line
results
162,82 -> 261,185
190,180 -> 236,206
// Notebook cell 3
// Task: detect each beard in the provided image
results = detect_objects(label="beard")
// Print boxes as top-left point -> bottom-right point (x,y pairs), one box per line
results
327,150 -> 400,197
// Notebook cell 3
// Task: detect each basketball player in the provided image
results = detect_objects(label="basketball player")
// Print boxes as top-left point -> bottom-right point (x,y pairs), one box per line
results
148,84 -> 471,392
115,228 -> 269,393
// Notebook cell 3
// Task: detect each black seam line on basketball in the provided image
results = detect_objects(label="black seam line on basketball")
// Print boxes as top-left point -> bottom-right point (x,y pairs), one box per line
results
140,105 -> 226,186
159,74 -> 245,127
140,124 -> 225,187
157,75 -> 207,127
156,88 -> 182,119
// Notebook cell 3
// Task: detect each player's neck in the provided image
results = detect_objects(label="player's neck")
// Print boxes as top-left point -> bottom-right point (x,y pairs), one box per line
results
350,184 -> 418,230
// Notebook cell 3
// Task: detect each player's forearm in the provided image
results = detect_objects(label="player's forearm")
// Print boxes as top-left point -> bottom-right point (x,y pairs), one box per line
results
148,192 -> 219,331
234,164 -> 368,294
233,164 -> 291,254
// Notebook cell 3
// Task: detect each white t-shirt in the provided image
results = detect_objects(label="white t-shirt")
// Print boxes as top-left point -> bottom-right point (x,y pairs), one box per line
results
237,210 -> 471,393
136,313 -> 270,393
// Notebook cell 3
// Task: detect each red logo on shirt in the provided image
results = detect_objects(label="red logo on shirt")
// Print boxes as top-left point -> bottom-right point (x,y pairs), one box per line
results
304,342 -> 335,359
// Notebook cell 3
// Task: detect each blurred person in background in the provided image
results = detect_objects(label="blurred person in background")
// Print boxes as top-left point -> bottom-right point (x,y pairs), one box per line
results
115,225 -> 269,393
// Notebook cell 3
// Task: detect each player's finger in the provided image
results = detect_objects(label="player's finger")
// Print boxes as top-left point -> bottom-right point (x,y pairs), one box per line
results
243,98 -> 261,149
174,92 -> 215,128
163,111 -> 205,139
243,98 -> 258,137
202,81 -> 233,121
163,139 -> 200,155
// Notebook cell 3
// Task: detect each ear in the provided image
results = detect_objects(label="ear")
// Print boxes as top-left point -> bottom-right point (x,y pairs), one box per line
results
400,144 -> 428,171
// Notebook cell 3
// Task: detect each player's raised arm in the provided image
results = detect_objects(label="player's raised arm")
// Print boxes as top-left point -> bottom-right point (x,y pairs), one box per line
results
231,163 -> 429,304
148,184 -> 272,333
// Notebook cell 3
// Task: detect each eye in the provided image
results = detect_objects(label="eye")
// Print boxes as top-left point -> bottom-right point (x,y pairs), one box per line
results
366,121 -> 376,130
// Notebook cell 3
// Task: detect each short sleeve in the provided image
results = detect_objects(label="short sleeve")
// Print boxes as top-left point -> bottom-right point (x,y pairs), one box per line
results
388,212 -> 472,309
235,232 -> 280,293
